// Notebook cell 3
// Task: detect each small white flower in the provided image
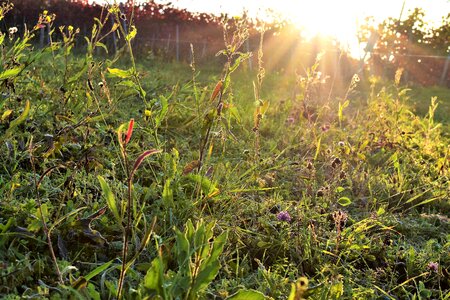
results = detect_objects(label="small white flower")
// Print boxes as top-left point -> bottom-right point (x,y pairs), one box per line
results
9,27 -> 18,34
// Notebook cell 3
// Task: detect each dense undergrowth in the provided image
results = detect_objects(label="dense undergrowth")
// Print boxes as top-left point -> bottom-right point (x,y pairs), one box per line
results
0,3 -> 449,299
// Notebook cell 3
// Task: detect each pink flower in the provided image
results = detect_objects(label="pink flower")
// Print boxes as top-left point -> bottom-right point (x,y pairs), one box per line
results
427,262 -> 438,273
277,211 -> 291,222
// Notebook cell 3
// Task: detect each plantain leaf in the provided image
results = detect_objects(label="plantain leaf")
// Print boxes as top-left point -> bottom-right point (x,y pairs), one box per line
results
226,289 -> 266,300
143,258 -> 164,296
191,231 -> 227,294
162,179 -> 174,208
97,175 -> 121,225
338,197 -> 352,206
107,67 -> 132,79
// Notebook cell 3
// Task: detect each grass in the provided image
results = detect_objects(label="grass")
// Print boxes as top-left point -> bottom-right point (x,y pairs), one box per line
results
0,4 -> 449,299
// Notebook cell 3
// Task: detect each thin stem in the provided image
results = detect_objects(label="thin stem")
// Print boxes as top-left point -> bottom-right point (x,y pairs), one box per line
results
29,137 -> 64,285
117,148 -> 131,299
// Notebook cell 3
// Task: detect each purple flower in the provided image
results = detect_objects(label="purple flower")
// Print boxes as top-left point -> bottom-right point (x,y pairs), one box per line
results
277,211 -> 291,222
427,262 -> 439,273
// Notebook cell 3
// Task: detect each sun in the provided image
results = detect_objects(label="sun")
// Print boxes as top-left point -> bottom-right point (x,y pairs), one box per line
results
276,1 -> 363,55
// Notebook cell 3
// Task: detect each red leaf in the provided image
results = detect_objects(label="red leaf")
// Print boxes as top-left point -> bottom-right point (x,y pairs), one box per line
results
210,80 -> 223,102
182,160 -> 200,175
131,149 -> 162,178
124,119 -> 134,145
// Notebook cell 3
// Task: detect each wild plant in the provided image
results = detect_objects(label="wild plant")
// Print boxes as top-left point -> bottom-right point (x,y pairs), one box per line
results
252,27 -> 268,163
97,118 -> 161,298
196,16 -> 251,173
139,219 -> 228,299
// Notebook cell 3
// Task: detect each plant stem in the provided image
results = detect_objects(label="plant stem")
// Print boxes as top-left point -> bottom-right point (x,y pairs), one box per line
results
117,149 -> 131,299
29,138 -> 64,285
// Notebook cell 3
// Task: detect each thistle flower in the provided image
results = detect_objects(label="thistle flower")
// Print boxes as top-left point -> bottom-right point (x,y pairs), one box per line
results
427,261 -> 438,273
277,211 -> 291,222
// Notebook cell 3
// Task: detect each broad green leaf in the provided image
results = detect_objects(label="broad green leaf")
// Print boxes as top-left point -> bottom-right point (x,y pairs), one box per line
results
338,197 -> 352,206
156,95 -> 168,128
162,179 -> 174,208
335,187 -> 345,193
175,227 -> 190,269
107,67 -> 132,79
118,80 -> 138,89
338,196 -> 352,206
260,100 -> 269,116
143,258 -> 164,295
192,231 -> 227,294
185,174 -> 218,196
97,175 -> 121,225
0,67 -> 21,81
226,289 -> 265,300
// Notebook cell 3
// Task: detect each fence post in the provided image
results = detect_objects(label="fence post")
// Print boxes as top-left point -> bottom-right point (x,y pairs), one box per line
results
202,40 -> 207,57
151,33 -> 155,51
40,26 -> 45,48
110,15 -> 117,54
440,55 -> 450,86
166,33 -> 171,53
176,24 -> 180,62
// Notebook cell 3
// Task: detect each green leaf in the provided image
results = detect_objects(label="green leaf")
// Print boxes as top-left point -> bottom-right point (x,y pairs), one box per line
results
95,42 -> 108,53
174,226 -> 190,270
126,25 -> 137,41
162,179 -> 174,208
143,258 -> 164,295
67,62 -> 88,84
185,174 -> 218,197
107,67 -> 132,79
156,95 -> 168,128
118,80 -> 138,89
336,187 -> 345,193
338,197 -> 352,206
0,67 -> 21,81
4,100 -> 30,138
97,175 -> 121,225
314,137 -> 321,160
192,231 -> 227,294
226,289 -> 266,300
84,259 -> 114,281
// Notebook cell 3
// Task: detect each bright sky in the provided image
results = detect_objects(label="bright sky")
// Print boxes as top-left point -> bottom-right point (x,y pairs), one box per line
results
99,0 -> 449,57
167,0 -> 449,56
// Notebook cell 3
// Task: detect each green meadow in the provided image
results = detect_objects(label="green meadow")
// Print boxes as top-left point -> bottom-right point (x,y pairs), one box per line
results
0,4 -> 449,299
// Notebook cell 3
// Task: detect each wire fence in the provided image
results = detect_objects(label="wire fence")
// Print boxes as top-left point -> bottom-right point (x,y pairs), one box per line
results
22,22 -> 450,87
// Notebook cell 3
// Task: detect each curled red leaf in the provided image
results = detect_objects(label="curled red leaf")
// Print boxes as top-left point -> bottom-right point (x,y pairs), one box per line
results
124,119 -> 134,145
131,149 -> 162,178
210,80 -> 223,102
